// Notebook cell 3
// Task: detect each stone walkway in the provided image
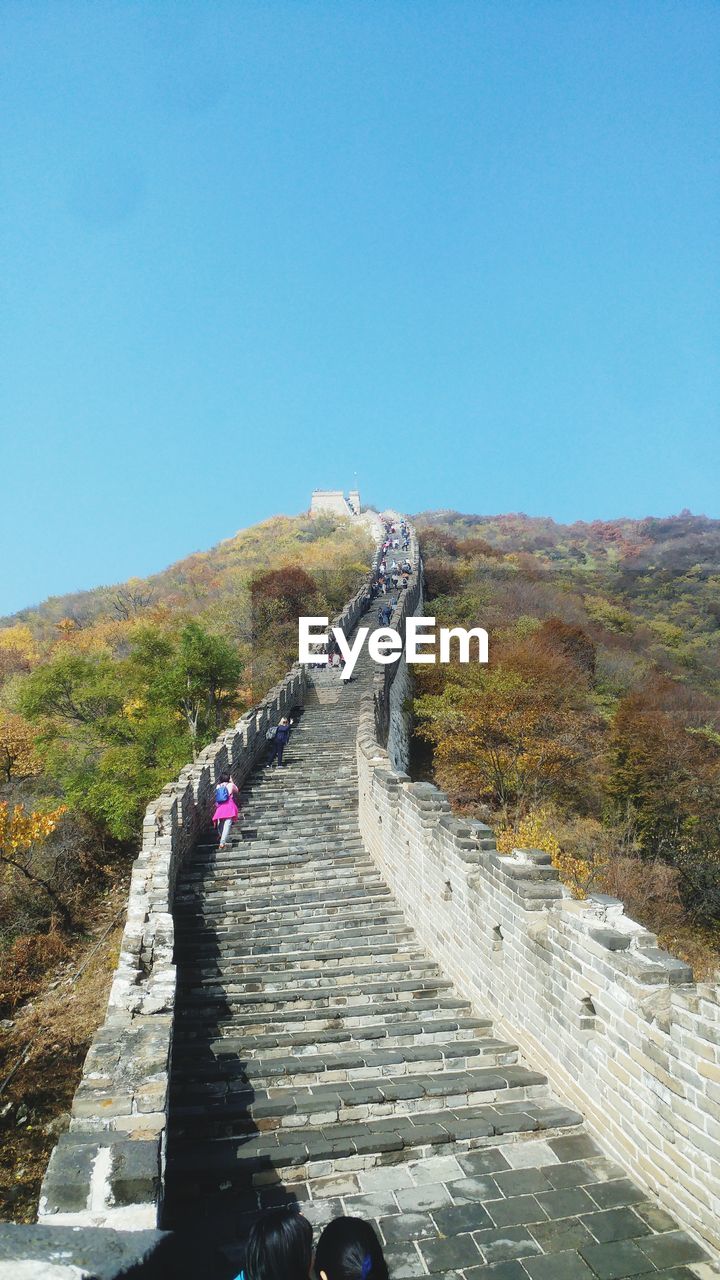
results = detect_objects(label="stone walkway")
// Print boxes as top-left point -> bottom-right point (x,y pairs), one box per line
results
162,602 -> 714,1279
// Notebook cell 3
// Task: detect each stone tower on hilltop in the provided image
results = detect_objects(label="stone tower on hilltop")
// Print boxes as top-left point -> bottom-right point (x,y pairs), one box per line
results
310,488 -> 361,518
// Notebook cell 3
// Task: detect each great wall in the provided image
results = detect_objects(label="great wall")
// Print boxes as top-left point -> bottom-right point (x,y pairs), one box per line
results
2,509 -> 720,1279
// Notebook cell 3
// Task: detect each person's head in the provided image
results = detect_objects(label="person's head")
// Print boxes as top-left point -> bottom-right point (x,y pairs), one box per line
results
244,1207 -> 313,1280
280,716 -> 289,726
314,1217 -> 389,1280
219,772 -> 231,784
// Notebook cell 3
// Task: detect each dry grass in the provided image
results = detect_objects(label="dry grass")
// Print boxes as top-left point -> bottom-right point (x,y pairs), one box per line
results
0,882 -> 127,1222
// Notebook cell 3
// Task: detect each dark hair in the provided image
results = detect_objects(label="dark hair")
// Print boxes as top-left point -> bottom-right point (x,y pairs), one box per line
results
244,1207 -> 313,1280
314,1217 -> 389,1280
218,772 -> 231,783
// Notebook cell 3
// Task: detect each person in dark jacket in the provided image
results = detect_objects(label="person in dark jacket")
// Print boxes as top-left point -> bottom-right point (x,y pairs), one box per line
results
266,716 -> 292,768
314,1216 -> 389,1280
233,1206 -> 313,1280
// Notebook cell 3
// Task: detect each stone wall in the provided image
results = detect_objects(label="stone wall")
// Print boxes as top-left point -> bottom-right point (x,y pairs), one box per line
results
38,662 -> 308,1231
36,535 -> 383,1233
357,523 -> 720,1254
372,527 -> 422,773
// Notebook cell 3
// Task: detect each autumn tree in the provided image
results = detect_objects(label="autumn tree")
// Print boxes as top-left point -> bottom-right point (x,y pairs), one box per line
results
0,624 -> 39,682
417,530 -> 459,558
415,637 -> 600,815
0,801 -> 70,926
423,559 -> 462,600
251,566 -> 319,623
607,687 -> 698,858
537,617 -> 596,680
110,583 -> 155,620
607,683 -> 720,924
19,623 -> 243,840
249,566 -> 320,692
0,712 -> 40,783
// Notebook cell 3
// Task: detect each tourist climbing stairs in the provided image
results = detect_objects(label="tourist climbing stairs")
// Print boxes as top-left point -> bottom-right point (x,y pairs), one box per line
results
163,608 -> 708,1279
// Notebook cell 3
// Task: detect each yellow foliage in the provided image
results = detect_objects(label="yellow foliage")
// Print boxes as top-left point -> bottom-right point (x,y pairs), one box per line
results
0,624 -> 40,666
0,712 -> 40,781
496,807 -> 588,899
0,801 -> 67,856
52,618 -> 129,656
496,807 -> 560,857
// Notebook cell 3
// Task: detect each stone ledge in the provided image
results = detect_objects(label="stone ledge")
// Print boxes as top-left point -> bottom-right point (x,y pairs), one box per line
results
0,1225 -> 173,1280
40,1135 -> 160,1221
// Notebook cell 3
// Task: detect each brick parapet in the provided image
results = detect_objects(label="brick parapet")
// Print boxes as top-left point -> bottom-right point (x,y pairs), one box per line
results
357,519 -> 720,1254
36,511 -> 390,1235
39,664 -> 308,1229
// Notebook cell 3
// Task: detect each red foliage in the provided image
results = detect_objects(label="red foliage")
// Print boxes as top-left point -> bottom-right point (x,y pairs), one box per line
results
537,617 -> 596,679
456,537 -> 504,560
251,567 -> 318,619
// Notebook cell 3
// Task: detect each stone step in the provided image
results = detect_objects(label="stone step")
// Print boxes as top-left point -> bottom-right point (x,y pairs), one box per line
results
177,945 -> 417,972
174,901 -> 395,929
172,909 -> 408,938
165,1098 -> 582,1191
172,923 -> 412,951
176,975 -> 457,1014
177,864 -> 381,892
171,1039 -> 524,1092
178,851 -> 375,877
234,810 -> 358,820
172,890 -> 397,926
194,837 -> 363,856
238,787 -> 357,798
175,890 -> 392,921
172,995 -> 479,1033
177,939 -> 421,973
174,1014 -> 494,1057
177,957 -> 441,995
184,841 -> 366,868
174,865 -> 381,896
170,1073 -> 551,1143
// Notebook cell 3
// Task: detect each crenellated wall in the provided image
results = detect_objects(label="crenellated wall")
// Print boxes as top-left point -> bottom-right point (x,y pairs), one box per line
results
37,543 -> 382,1234
357,522 -> 720,1255
38,664 -> 308,1230
22,507 -> 720,1267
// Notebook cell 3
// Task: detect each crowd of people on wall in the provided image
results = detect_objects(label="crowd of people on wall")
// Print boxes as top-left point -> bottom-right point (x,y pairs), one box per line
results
371,519 -> 412,626
211,520 -> 414,844
304,519 -> 414,666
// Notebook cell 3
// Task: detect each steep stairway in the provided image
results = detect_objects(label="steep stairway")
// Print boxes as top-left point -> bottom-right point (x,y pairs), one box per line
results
163,606 -> 711,1279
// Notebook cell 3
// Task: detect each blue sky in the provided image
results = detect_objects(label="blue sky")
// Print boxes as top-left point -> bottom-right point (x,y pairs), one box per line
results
1,1 -> 718,614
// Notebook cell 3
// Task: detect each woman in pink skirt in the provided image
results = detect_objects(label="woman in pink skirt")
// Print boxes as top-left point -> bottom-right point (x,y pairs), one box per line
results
212,772 -> 240,849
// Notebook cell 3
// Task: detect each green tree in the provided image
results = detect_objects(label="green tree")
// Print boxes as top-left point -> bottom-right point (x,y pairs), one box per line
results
19,622 -> 244,841
132,621 -> 243,748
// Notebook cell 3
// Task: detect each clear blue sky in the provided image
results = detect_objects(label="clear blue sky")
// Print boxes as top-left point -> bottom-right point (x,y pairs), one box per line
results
1,2 -> 718,614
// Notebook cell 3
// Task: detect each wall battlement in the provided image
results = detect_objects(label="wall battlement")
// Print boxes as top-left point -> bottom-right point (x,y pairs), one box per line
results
35,544 -> 381,1236
6,509 -> 720,1274
357,522 -> 720,1256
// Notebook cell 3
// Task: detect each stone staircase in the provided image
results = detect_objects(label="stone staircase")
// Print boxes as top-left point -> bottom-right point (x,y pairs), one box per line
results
163,607 -> 713,1279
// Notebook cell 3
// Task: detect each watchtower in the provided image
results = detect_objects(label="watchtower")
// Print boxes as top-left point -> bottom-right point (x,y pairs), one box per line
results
310,489 -> 361,518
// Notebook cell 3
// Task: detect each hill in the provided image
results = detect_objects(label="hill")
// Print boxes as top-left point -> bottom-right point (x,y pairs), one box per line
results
411,509 -> 720,978
0,510 -> 372,993
0,508 -> 374,1218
